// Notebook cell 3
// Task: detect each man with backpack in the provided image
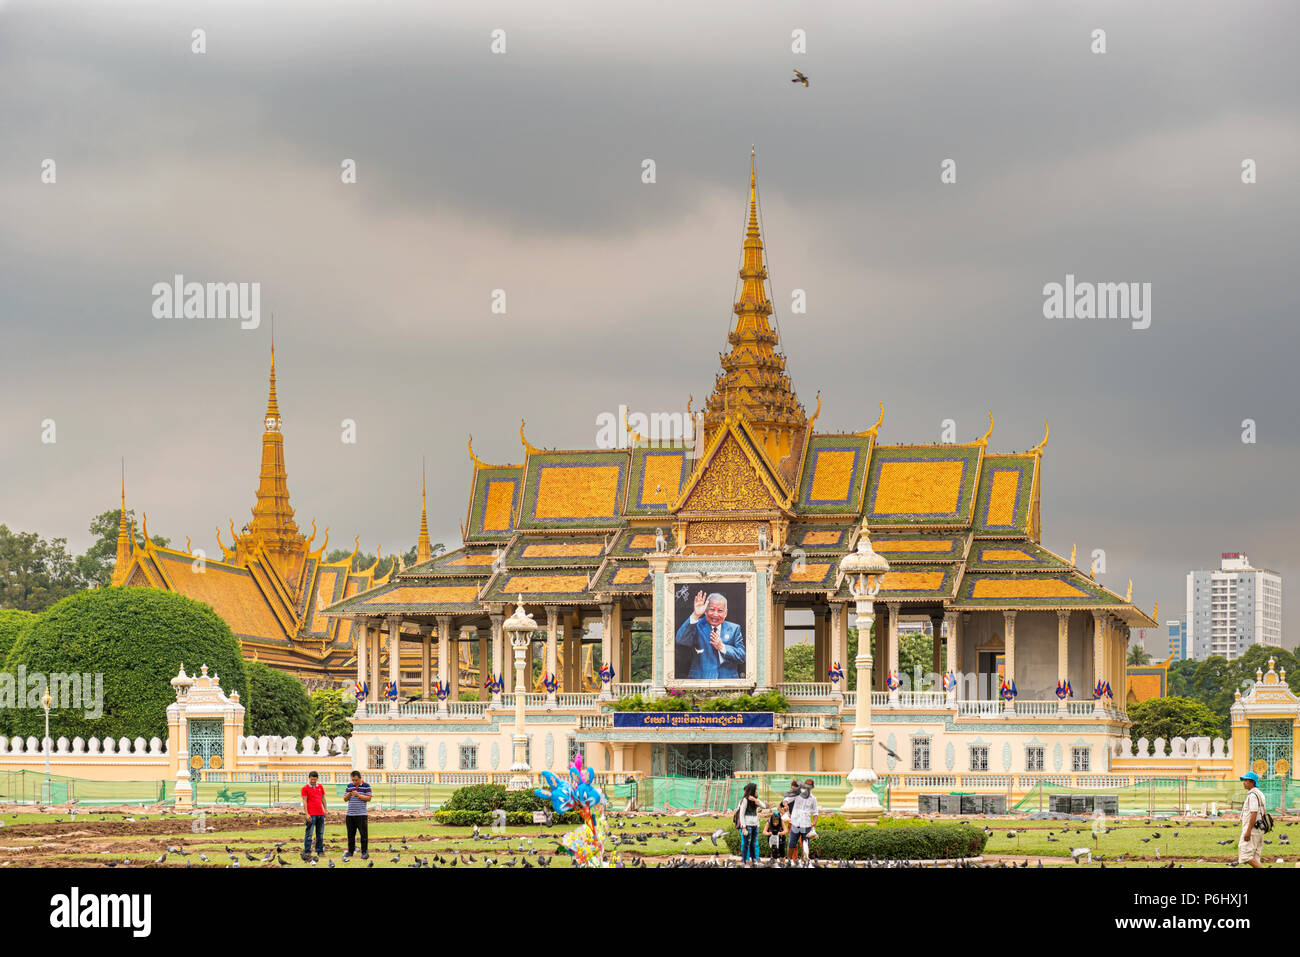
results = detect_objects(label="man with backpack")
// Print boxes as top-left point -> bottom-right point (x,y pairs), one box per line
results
1238,771 -> 1269,869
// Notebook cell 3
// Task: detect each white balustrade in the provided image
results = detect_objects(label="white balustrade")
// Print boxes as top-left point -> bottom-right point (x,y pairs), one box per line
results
1066,701 -> 1095,716
896,692 -> 948,708
578,713 -> 613,729
957,700 -> 1003,717
399,701 -> 441,716
610,682 -> 651,699
448,701 -> 490,717
870,692 -> 889,707
1014,700 -> 1058,716
841,692 -> 857,707
556,693 -> 597,709
778,682 -> 833,698
498,693 -> 548,708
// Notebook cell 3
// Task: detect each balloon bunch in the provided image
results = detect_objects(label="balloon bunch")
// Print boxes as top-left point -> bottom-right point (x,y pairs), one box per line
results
535,754 -> 618,867
826,663 -> 844,685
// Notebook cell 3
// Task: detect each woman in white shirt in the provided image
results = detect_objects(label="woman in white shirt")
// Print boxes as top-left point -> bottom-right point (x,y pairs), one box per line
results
735,782 -> 767,865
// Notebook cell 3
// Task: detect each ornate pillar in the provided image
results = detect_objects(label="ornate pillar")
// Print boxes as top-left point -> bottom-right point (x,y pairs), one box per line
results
944,610 -> 959,705
813,606 -> 826,684
843,595 -> 881,821
566,610 -> 582,692
356,623 -> 368,703
452,628 -> 468,702
505,601 -> 538,790
435,615 -> 452,715
386,615 -> 401,714
930,613 -> 944,682
887,602 -> 901,704
1091,611 -> 1106,715
771,601 -> 786,687
489,611 -> 505,705
1002,611 -> 1017,716
1057,611 -> 1071,714
599,602 -> 614,700
830,601 -> 846,700
421,632 -> 432,702
478,629 -> 489,699
369,623 -> 381,704
544,607 -> 560,705
619,611 -> 633,683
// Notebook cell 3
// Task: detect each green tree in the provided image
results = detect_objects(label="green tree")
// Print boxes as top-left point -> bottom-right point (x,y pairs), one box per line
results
4,586 -> 247,741
1128,643 -> 1151,666
1167,657 -> 1199,698
0,525 -> 84,612
308,689 -> 358,739
0,608 -> 36,665
245,660 -> 311,738
899,633 -> 936,689
75,508 -> 169,587
1127,696 -> 1224,742
783,642 -> 815,682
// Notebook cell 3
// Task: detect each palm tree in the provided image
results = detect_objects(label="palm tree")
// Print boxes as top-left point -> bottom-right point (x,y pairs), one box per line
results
1127,643 -> 1151,666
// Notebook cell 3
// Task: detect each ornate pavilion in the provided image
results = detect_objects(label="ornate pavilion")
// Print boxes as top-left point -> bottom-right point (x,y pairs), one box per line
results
110,346 -> 399,683
326,155 -> 1158,789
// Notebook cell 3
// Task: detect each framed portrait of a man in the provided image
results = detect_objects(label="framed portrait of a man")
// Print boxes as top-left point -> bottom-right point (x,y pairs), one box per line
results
665,576 -> 754,687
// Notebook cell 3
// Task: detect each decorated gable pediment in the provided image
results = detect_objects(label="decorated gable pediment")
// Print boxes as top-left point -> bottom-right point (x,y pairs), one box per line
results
677,430 -> 783,515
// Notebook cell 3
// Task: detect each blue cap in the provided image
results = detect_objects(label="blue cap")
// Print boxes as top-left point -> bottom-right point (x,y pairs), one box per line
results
1240,771 -> 1260,786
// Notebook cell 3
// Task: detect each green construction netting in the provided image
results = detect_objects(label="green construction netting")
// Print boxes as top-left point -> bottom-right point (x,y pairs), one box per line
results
614,775 -> 882,813
1013,777 -> 1300,815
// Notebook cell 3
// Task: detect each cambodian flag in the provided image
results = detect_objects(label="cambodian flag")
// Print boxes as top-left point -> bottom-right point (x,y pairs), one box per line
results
384,680 -> 397,700
354,681 -> 367,701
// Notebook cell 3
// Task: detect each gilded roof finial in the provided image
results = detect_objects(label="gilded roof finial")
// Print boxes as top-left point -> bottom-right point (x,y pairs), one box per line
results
185,536 -> 193,555
807,391 -> 822,431
520,419 -> 541,456
347,535 -> 360,568
468,434 -> 488,469
1070,543 -> 1077,566
1153,601 -> 1159,622
978,411 -> 994,445
855,401 -> 885,438
266,333 -> 280,422
1031,419 -> 1050,453
1126,578 -> 1133,602
623,408 -> 644,445
111,461 -> 133,584
417,459 -> 432,564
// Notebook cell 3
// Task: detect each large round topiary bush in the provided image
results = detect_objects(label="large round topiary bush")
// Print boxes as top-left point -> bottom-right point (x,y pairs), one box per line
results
3,586 -> 247,741
0,609 -> 36,666
245,660 -> 311,738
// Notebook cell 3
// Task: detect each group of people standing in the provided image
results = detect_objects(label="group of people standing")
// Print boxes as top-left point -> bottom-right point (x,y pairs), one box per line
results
734,777 -> 820,865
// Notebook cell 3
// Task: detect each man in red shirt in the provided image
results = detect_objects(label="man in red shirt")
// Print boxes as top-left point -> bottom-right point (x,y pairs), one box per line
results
301,771 -> 328,861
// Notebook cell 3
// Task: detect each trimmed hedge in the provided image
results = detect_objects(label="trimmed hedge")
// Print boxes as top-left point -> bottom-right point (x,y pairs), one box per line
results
246,660 -> 311,738
724,821 -> 987,860
438,783 -> 579,826
612,690 -> 790,713
3,586 -> 247,741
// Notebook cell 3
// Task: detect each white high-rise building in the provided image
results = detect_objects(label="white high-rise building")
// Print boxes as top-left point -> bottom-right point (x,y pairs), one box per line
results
1185,553 -> 1282,661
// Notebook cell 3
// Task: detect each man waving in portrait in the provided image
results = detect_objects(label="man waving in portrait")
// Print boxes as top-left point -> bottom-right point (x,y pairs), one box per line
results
674,590 -> 745,679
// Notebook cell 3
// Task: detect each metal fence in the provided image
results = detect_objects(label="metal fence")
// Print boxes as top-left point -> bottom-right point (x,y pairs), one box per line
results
1013,776 -> 1299,816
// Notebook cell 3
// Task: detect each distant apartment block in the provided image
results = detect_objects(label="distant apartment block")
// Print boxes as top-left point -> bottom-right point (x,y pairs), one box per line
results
1186,553 -> 1282,661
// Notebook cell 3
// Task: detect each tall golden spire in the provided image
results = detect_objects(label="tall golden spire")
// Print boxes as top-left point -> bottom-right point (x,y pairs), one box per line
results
702,149 -> 806,465
417,459 -> 432,564
247,340 -> 302,551
110,463 -> 132,585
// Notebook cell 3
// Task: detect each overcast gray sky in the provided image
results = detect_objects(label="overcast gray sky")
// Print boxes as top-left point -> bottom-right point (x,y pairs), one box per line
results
2,0 -> 1297,646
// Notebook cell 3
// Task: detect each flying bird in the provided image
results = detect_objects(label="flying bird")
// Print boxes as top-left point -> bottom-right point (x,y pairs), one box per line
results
791,70 -> 809,87
879,742 -> 902,762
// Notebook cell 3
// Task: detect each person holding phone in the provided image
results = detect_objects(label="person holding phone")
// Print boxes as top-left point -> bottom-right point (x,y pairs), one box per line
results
342,770 -> 372,861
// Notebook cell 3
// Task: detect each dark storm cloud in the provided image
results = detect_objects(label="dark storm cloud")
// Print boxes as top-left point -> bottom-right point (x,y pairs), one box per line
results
0,0 -> 1297,641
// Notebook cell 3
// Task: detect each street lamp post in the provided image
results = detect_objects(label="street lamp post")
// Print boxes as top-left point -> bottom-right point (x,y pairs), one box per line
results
42,689 -> 52,804
838,532 -> 890,823
503,596 -> 538,790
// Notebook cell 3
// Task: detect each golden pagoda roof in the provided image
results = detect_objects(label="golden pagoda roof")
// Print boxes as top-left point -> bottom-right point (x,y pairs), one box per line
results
702,151 -> 807,468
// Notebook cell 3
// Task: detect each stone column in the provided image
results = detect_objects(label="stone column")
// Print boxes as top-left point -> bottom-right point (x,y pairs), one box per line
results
944,610 -> 959,705
1092,611 -> 1106,715
478,630 -> 489,699
599,602 -> 614,700
842,597 -> 882,822
386,615 -> 401,714
436,615 -> 452,715
1003,611 -> 1017,715
369,623 -> 381,704
771,601 -> 786,687
830,601 -> 846,700
887,602 -> 901,705
813,606 -> 826,684
421,633 -> 432,702
449,629 -> 465,702
1057,610 -> 1071,714
566,610 -> 581,692
490,612 -> 505,704
356,623 -> 368,702
544,607 -> 560,705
